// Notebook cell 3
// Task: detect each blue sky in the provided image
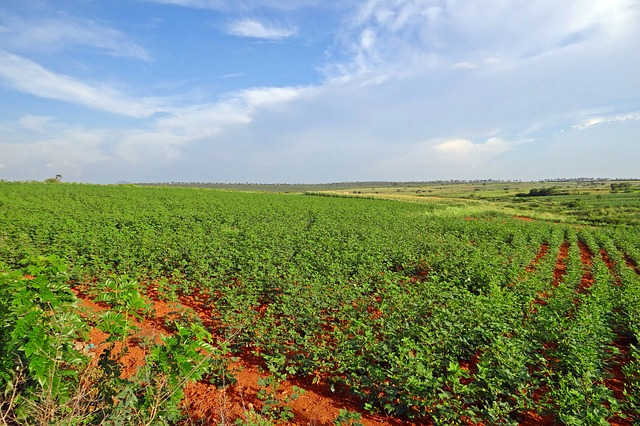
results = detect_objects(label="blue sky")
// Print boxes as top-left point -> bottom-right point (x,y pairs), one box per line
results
0,0 -> 639,183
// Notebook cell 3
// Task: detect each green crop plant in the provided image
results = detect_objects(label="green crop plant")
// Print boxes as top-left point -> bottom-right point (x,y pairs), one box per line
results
1,182 -> 640,424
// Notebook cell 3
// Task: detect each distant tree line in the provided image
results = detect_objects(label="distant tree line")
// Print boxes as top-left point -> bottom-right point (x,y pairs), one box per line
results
516,186 -> 569,197
610,182 -> 635,193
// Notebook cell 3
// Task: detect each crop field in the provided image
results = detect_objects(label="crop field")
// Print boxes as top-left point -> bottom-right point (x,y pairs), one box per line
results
1,182 -> 640,425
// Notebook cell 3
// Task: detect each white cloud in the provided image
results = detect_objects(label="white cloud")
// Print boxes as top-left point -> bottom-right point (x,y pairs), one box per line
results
573,111 -> 640,130
0,16 -> 150,61
146,0 -> 321,11
0,129 -> 112,181
434,138 -> 511,156
2,0 -> 640,183
241,86 -> 303,107
154,86 -> 306,141
452,61 -> 477,70
0,51 -> 165,117
227,19 -> 297,39
333,0 -> 639,80
0,84 -> 308,174
360,28 -> 376,50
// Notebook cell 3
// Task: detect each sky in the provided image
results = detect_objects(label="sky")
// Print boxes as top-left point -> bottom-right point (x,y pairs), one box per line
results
0,0 -> 639,183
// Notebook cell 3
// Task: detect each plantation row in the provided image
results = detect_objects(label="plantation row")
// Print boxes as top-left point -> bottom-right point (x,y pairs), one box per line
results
0,183 -> 639,424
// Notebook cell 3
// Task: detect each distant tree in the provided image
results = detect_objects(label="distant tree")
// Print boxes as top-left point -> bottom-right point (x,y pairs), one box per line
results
44,174 -> 62,184
610,182 -> 632,193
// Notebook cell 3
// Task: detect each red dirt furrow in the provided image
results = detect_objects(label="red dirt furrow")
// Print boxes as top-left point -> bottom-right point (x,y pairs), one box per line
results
623,253 -> 640,275
176,289 -> 417,426
526,243 -> 550,273
519,243 -> 571,425
509,243 -> 550,290
514,216 -> 535,222
606,333 -> 635,426
184,359 -> 418,426
459,350 -> 482,386
529,241 -> 569,309
590,250 -> 635,425
518,410 -> 555,426
600,248 -> 623,286
577,241 -> 594,294
552,241 -> 570,287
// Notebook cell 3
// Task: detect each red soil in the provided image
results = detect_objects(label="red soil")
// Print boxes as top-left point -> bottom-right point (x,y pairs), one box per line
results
600,249 -> 623,286
605,333 -> 634,426
577,241 -> 594,294
588,250 -> 636,425
170,286 -> 418,425
410,262 -> 429,283
509,243 -> 549,290
459,350 -> 482,385
513,216 -> 535,222
518,410 -> 555,426
526,243 -> 550,273
72,287 -> 174,379
183,358 -> 417,425
528,241 -> 569,313
552,241 -> 570,287
518,245 -> 570,425
605,335 -> 633,401
623,254 -> 640,275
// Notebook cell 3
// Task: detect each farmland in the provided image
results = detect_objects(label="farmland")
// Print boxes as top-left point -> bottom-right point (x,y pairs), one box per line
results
1,181 -> 640,425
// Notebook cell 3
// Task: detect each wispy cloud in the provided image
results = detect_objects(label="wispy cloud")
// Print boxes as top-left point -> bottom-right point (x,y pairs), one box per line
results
573,111 -> 640,130
227,19 -> 297,40
0,51 -> 163,117
0,84 -> 309,179
146,0 -> 321,11
331,0 -> 639,81
147,0 -> 225,9
0,48 -> 306,127
0,16 -> 151,61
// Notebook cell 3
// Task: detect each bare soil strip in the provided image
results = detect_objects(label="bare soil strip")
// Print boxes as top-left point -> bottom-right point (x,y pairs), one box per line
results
552,241 -> 570,287
519,242 -> 571,425
526,243 -> 551,273
595,249 -> 635,426
577,241 -> 594,294
600,248 -> 623,286
623,253 -> 640,275
606,333 -> 634,426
